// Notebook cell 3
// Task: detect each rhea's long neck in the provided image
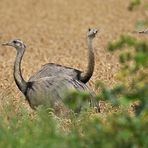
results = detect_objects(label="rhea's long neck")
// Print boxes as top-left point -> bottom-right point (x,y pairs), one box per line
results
80,37 -> 95,83
14,48 -> 27,94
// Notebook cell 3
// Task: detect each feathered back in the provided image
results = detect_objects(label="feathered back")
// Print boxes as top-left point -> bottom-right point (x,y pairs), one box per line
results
26,75 -> 97,112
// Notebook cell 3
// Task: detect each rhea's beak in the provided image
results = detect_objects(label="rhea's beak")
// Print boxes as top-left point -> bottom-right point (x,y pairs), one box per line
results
2,42 -> 10,46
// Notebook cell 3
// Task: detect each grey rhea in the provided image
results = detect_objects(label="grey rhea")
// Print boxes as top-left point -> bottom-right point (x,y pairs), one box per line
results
2,39 -> 99,112
29,28 -> 98,83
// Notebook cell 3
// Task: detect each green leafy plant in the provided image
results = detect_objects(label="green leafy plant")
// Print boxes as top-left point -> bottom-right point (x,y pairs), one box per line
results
128,0 -> 141,11
103,35 -> 148,115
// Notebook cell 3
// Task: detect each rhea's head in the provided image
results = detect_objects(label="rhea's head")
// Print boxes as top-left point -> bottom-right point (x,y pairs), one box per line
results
87,28 -> 98,39
2,39 -> 26,50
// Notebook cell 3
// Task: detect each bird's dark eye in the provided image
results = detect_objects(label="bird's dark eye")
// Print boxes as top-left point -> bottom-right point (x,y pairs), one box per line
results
13,40 -> 17,44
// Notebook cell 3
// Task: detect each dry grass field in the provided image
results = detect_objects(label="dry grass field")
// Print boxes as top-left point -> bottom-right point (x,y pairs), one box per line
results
0,0 -> 147,112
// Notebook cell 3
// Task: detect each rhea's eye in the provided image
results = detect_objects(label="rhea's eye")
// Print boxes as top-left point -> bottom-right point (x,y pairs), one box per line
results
13,40 -> 17,44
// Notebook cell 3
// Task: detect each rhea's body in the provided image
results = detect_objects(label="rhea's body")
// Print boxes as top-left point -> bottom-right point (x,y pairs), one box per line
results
26,76 -> 94,111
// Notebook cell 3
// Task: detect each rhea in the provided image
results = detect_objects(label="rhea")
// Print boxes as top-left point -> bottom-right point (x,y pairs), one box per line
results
2,38 -> 98,112
29,28 -> 98,83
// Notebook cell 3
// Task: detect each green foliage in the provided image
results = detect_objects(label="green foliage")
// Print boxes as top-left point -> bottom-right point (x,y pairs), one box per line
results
128,0 -> 141,11
135,20 -> 148,30
107,35 -> 148,115
108,35 -> 136,51
63,90 -> 92,113
0,104 -> 147,148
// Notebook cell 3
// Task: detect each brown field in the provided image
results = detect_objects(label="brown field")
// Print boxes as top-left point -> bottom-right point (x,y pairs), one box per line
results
0,0 -> 147,112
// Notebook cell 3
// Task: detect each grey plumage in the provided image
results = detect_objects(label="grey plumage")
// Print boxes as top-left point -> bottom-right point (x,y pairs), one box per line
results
29,28 -> 98,83
2,37 -> 99,112
25,76 -> 95,111
29,63 -> 81,82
